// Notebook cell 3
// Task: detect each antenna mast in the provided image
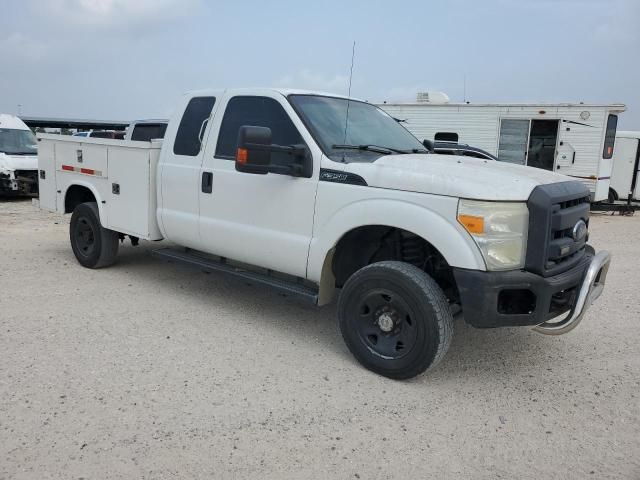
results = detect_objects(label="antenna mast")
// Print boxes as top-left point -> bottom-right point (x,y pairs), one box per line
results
463,74 -> 467,103
342,41 -> 356,145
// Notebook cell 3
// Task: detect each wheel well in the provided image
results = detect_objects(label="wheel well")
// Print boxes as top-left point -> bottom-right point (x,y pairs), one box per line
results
331,226 -> 459,303
609,187 -> 618,201
65,185 -> 96,213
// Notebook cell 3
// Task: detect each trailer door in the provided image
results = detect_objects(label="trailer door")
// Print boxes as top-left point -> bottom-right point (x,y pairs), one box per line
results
527,120 -> 559,171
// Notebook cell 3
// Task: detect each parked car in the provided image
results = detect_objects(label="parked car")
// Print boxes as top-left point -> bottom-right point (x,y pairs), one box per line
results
73,130 -> 125,139
0,114 -> 39,195
37,88 -> 611,379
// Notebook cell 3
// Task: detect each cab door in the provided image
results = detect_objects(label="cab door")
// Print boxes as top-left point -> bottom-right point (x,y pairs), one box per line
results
198,93 -> 320,278
158,95 -> 216,248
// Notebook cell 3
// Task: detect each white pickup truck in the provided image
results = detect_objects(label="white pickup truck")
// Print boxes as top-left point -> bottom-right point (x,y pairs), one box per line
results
37,88 -> 611,379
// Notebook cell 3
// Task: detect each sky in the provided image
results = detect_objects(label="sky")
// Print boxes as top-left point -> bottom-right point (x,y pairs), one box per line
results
1,0 -> 639,128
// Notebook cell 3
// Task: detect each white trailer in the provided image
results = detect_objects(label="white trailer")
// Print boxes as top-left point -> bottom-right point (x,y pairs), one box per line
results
609,131 -> 640,202
378,99 -> 625,202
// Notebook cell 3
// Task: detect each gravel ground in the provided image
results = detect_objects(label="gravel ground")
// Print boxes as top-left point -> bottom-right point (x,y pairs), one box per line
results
1,198 -> 639,479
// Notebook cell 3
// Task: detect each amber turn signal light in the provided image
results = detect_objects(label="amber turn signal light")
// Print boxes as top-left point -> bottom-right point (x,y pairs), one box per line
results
236,148 -> 248,164
458,214 -> 484,234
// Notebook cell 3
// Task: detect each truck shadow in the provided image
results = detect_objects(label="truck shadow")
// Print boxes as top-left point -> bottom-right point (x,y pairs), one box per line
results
108,242 -> 565,381
0,196 -> 34,202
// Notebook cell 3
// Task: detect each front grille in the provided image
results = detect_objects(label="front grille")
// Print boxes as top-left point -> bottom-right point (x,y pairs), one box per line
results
14,170 -> 39,195
526,182 -> 591,277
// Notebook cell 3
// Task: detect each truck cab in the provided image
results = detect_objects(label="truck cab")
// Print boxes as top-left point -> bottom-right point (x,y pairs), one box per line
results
37,88 -> 611,379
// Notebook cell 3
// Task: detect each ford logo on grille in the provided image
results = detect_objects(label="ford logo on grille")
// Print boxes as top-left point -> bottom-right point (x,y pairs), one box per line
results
572,219 -> 588,242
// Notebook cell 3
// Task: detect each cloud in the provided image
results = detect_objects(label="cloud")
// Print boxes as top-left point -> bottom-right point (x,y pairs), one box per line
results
594,0 -> 640,44
29,0 -> 201,29
0,33 -> 49,63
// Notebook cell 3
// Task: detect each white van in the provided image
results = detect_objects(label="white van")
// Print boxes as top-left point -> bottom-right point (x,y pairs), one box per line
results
609,131 -> 640,202
0,114 -> 39,195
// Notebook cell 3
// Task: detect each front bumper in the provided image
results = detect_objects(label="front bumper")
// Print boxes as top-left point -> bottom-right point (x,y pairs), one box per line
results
0,169 -> 39,195
453,246 -> 611,333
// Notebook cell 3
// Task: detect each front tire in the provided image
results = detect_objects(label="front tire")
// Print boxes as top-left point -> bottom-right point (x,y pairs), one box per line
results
338,261 -> 453,380
70,202 -> 119,268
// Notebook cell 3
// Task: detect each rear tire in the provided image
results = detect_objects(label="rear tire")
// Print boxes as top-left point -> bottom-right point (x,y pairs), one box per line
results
608,188 -> 617,203
338,261 -> 453,380
70,202 -> 119,268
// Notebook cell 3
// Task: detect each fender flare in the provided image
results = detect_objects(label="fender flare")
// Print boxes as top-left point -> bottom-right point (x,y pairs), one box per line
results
307,198 -> 486,285
62,181 -> 108,227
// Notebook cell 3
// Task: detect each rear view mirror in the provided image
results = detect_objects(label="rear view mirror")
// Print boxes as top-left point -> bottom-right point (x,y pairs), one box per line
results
235,125 -> 272,174
235,125 -> 312,177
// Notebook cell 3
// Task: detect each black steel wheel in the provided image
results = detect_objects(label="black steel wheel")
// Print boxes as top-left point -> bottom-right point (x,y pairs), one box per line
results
70,202 -> 119,269
338,261 -> 453,379
74,216 -> 97,258
354,288 -> 419,360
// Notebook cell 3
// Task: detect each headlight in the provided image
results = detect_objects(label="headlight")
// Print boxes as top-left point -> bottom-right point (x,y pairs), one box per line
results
457,200 -> 528,271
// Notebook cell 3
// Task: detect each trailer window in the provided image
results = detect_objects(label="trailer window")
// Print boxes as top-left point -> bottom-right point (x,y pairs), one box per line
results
603,114 -> 618,159
498,119 -> 529,165
215,96 -> 304,167
174,96 -> 216,156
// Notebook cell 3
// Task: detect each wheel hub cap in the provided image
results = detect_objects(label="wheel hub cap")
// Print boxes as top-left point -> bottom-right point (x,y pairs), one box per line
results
377,312 -> 395,332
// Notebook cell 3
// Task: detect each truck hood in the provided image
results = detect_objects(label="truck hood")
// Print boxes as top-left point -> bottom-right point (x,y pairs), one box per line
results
344,154 -> 573,201
0,153 -> 39,172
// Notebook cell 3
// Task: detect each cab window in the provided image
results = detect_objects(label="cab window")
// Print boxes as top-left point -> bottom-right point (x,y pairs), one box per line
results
215,96 -> 304,166
173,97 -> 216,156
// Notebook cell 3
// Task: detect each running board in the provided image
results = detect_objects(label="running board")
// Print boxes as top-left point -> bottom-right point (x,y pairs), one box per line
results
151,248 -> 319,304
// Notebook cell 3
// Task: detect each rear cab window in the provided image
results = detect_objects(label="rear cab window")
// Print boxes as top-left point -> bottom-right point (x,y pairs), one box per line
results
603,114 -> 618,159
132,123 -> 168,142
174,97 -> 216,156
215,96 -> 304,167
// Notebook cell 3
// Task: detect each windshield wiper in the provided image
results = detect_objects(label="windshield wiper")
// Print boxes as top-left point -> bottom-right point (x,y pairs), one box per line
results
332,144 -> 406,155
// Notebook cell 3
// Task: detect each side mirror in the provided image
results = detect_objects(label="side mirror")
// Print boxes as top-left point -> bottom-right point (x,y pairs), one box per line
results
235,125 -> 272,175
422,139 -> 434,152
235,125 -> 312,177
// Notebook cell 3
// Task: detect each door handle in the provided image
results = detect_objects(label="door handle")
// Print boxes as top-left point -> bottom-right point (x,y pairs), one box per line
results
201,171 -> 213,194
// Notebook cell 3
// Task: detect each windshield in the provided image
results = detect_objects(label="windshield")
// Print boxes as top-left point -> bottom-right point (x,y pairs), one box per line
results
0,128 -> 37,155
289,95 -> 426,162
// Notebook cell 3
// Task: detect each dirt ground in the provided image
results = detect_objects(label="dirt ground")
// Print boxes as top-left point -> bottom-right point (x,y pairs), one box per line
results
1,198 -> 639,479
